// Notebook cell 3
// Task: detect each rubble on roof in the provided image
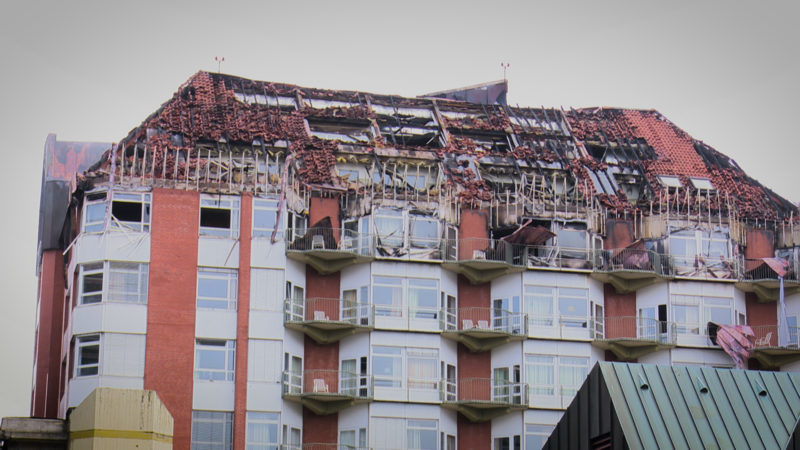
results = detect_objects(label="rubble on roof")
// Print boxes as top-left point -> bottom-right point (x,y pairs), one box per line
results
81,71 -> 797,228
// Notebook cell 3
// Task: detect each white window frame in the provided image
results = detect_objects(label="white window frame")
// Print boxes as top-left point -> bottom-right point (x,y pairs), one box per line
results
78,261 -> 149,305
372,276 -> 439,319
191,410 -> 233,450
252,198 -> 279,238
339,427 -> 367,449
200,196 -> 240,238
197,268 -> 238,310
82,191 -> 151,233
282,424 -> 301,449
671,294 -> 733,335
246,411 -> 280,450
371,346 -> 439,391
524,284 -> 590,329
75,334 -> 100,377
373,208 -> 443,255
668,228 -> 732,267
82,192 -> 107,233
524,424 -> 554,450
525,354 -> 589,408
407,419 -> 438,450
195,339 -> 236,381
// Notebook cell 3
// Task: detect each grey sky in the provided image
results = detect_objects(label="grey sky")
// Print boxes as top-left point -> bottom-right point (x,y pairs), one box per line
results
1,0 -> 797,418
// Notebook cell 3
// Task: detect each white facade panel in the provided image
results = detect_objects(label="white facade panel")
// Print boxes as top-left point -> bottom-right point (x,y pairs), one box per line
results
250,238 -> 287,269
102,333 -> 145,377
340,333 -> 370,361
72,303 -> 147,335
74,232 -> 151,265
671,347 -> 734,367
193,381 -> 235,410
195,309 -> 237,339
492,411 -> 523,440
248,339 -> 282,382
250,268 -> 284,311
249,311 -> 284,340
197,237 -> 240,268
246,382 -> 282,411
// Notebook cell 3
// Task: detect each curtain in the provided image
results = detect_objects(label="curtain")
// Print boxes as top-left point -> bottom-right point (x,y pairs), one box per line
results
526,355 -> 554,396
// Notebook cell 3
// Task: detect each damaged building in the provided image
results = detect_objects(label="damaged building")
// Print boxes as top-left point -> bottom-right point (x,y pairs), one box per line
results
32,71 -> 800,449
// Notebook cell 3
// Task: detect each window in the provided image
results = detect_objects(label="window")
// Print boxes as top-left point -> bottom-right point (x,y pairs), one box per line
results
82,191 -> 151,233
373,208 -> 443,258
339,428 -> 367,449
657,175 -> 682,188
252,198 -> 279,238
372,276 -> 440,319
246,412 -> 279,450
197,269 -> 238,310
525,354 -> 589,403
690,178 -> 715,190
75,334 -> 100,376
195,339 -> 236,381
408,419 -> 438,450
79,262 -> 149,305
494,436 -> 521,450
671,294 -> 732,335
372,346 -> 439,390
282,425 -> 301,450
524,285 -> 590,328
283,353 -> 302,394
192,410 -> 232,450
556,225 -> 588,260
525,425 -> 554,450
668,229 -> 731,267
200,197 -> 240,237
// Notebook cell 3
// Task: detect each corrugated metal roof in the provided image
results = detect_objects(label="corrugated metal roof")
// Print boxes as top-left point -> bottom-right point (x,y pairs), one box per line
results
600,362 -> 800,450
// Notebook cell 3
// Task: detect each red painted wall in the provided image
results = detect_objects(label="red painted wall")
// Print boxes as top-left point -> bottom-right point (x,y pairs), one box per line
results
145,188 -> 199,450
307,268 -> 342,321
31,249 -> 65,418
603,284 -> 636,339
746,292 -> 777,327
604,220 -> 634,249
303,194 -> 340,445
233,193 -> 253,450
745,229 -> 775,259
458,413 -> 490,450
457,209 -> 489,260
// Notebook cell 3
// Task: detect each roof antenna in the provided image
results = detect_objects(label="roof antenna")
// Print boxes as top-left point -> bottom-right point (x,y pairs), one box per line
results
215,56 -> 226,73
501,62 -> 510,81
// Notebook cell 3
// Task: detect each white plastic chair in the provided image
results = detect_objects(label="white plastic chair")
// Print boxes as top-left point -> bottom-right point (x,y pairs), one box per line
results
478,320 -> 490,329
462,319 -> 474,329
755,331 -> 773,347
313,378 -> 328,393
311,234 -> 325,249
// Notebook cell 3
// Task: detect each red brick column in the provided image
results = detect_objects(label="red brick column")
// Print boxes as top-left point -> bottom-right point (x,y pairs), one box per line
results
31,249 -> 65,418
145,188 -> 200,450
234,193 -> 253,449
457,208 -> 491,450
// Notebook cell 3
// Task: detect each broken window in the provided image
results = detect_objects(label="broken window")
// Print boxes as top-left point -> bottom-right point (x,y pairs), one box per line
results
252,198 -> 279,238
376,161 -> 439,194
657,175 -> 682,189
197,268 -> 238,310
110,193 -> 151,232
690,177 -> 715,191
372,103 -> 443,147
668,227 -> 732,275
287,211 -> 307,242
307,118 -> 372,144
75,334 -> 100,376
79,262 -> 149,305
373,208 -> 445,260
556,223 -> 589,261
450,129 -> 512,153
233,87 -> 296,110
83,192 -> 107,233
200,196 -> 240,238
409,215 -> 439,249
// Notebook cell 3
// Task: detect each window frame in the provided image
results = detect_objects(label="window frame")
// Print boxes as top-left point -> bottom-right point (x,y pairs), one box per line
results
671,294 -> 733,335
200,196 -> 240,238
191,410 -> 233,450
194,339 -> 236,382
524,353 -> 589,405
524,284 -> 591,329
82,191 -> 152,233
78,261 -> 149,305
371,345 -> 440,391
252,198 -> 280,238
372,275 -> 441,320
75,334 -> 100,377
245,411 -> 280,450
197,268 -> 238,310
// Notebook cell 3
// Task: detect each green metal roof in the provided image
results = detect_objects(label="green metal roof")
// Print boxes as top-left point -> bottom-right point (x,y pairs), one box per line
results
600,362 -> 800,450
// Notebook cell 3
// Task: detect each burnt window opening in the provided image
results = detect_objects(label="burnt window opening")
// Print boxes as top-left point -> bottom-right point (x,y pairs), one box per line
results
450,130 -> 512,153
112,201 -> 142,223
372,103 -> 443,148
307,118 -> 372,144
200,197 -> 240,238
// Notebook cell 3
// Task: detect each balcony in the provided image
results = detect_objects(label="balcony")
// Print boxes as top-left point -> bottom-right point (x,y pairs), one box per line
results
442,238 -> 527,284
591,248 -> 672,293
736,258 -> 800,302
749,325 -> 800,369
526,245 -> 594,272
441,307 -> 527,352
441,377 -> 528,422
284,297 -> 373,344
286,228 -> 374,274
590,316 -> 677,360
671,255 -> 739,281
282,369 -> 373,414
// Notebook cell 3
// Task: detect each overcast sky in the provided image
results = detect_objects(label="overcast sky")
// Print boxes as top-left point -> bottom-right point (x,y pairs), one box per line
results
0,0 -> 797,418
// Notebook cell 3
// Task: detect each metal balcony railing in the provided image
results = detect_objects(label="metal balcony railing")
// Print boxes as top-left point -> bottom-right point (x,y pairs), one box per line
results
284,297 -> 373,327
282,369 -> 373,400
286,228 -> 374,256
526,245 -> 594,271
442,238 -> 527,267
595,316 -> 677,345
740,258 -> 800,283
671,254 -> 739,280
443,377 -> 528,406
594,248 -> 672,276
750,325 -> 800,349
445,307 -> 527,336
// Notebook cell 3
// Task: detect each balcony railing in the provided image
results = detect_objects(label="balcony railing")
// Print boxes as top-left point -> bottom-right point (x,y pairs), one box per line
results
282,369 -> 373,414
671,255 -> 739,280
284,297 -> 373,343
737,258 -> 800,301
526,245 -> 595,271
527,314 -> 594,340
441,238 -> 527,284
748,324 -> 800,368
286,228 -> 374,274
441,377 -> 527,422
591,316 -> 677,360
594,248 -> 672,276
441,307 -> 527,351
528,384 -> 584,410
